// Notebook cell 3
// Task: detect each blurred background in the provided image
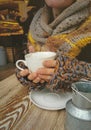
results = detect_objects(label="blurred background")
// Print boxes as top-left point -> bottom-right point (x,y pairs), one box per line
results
0,0 -> 44,80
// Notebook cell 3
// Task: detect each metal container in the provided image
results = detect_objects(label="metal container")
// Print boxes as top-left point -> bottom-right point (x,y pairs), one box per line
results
65,81 -> 91,130
72,82 -> 91,109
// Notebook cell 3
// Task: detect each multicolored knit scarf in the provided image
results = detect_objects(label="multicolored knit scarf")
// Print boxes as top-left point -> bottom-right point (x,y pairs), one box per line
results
28,0 -> 91,45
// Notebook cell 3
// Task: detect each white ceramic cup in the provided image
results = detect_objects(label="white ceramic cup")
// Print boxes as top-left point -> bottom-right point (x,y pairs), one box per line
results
16,51 -> 56,72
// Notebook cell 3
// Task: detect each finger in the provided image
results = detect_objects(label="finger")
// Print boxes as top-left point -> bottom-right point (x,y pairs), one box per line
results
43,60 -> 56,67
28,46 -> 35,53
20,69 -> 29,76
38,74 -> 52,82
33,77 -> 41,83
37,68 -> 55,75
28,72 -> 37,80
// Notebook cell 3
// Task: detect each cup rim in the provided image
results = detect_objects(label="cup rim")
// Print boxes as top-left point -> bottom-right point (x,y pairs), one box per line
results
25,51 -> 56,58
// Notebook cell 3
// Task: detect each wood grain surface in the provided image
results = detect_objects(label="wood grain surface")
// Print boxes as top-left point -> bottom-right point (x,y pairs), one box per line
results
0,74 -> 66,130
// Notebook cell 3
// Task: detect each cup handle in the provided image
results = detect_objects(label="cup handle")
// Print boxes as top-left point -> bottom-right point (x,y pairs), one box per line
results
16,60 -> 27,71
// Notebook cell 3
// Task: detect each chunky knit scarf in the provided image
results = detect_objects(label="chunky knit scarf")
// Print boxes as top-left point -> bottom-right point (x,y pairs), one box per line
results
29,0 -> 91,44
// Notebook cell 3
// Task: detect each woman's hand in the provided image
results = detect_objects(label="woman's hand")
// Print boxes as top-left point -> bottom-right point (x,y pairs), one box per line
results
19,43 -> 58,83
19,69 -> 40,83
19,59 -> 57,83
36,60 -> 57,82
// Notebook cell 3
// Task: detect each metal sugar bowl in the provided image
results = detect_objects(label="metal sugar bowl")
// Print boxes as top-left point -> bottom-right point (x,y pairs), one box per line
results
65,81 -> 91,130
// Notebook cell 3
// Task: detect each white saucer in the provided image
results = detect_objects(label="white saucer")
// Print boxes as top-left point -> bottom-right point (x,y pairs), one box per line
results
29,88 -> 72,110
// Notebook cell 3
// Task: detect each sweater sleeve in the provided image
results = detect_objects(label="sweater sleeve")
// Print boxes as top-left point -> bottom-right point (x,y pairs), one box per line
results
47,53 -> 91,92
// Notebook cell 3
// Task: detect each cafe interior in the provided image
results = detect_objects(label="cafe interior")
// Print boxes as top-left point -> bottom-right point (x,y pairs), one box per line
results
0,1 -> 91,130
0,0 -> 43,80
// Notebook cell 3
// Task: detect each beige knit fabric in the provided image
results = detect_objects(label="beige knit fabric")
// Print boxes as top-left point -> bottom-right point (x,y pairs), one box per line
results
29,0 -> 91,44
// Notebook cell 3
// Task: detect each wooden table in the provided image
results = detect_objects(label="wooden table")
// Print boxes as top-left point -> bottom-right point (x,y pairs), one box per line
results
0,75 -> 66,130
